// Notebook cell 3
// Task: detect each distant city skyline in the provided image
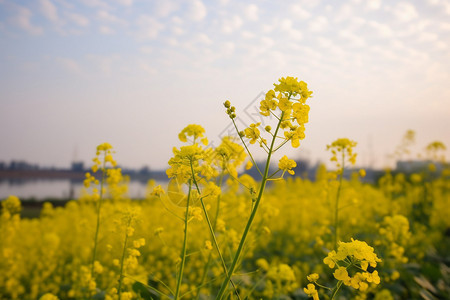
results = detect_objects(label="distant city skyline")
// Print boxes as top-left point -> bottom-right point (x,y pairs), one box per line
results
1,0 -> 449,170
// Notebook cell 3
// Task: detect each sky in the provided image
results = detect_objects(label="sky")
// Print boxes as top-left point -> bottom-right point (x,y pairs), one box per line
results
0,0 -> 449,171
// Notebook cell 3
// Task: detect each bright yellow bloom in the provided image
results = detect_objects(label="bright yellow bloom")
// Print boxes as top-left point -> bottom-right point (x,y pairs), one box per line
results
303,283 -> 319,300
204,240 -> 213,250
2,195 -> 21,215
39,293 -> 59,300
151,185 -> 165,197
278,155 -> 297,175
323,250 -> 336,268
274,76 -> 313,101
333,266 -> 350,281
178,124 -> 207,145
359,169 -> 366,177
243,123 -> 261,144
307,273 -> 319,282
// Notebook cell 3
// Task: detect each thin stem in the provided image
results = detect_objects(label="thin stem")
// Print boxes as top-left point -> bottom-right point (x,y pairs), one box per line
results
195,168 -> 226,300
174,180 -> 192,300
330,280 -> 343,300
334,152 -> 345,250
91,154 -> 106,276
118,218 -> 131,300
231,119 -> 263,176
225,166 -> 255,193
189,162 -> 241,300
215,111 -> 285,300
125,275 -> 173,299
273,139 -> 290,153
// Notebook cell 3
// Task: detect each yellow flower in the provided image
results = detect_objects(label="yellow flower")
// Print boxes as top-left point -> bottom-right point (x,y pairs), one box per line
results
323,250 -> 336,268
278,155 -> 297,175
151,185 -> 165,197
333,266 -> 350,281
359,169 -> 366,178
204,240 -> 213,250
2,195 -> 21,215
133,238 -> 146,248
39,293 -> 59,300
178,124 -> 207,144
303,283 -> 319,300
243,123 -> 261,144
284,125 -> 306,148
307,273 -> 319,282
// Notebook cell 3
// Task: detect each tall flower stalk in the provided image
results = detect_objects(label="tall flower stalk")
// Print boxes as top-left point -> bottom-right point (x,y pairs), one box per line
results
326,138 -> 357,250
216,76 -> 313,299
84,143 -> 117,277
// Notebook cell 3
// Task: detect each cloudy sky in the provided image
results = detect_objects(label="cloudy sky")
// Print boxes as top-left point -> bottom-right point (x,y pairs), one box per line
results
1,0 -> 449,171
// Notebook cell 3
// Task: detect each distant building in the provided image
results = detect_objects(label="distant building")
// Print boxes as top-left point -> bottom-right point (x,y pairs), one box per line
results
396,160 -> 442,173
8,161 -> 39,170
71,161 -> 84,172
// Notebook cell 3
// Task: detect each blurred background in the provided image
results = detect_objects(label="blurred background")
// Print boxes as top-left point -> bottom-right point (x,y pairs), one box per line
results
1,0 -> 449,199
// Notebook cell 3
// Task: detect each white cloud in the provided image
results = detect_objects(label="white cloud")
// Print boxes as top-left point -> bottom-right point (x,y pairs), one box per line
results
172,26 -> 184,35
338,29 -> 366,48
418,31 -> 438,42
260,36 -> 274,48
196,33 -> 212,45
261,23 -> 275,34
11,6 -> 43,35
367,0 -> 382,10
97,10 -> 127,26
244,4 -> 258,21
155,0 -> 179,18
136,15 -> 164,40
116,0 -> 133,6
291,4 -> 311,19
427,0 -> 450,15
56,57 -> 81,73
241,30 -> 255,39
221,41 -> 235,55
99,25 -> 114,35
80,0 -> 109,9
86,54 -> 120,76
368,20 -> 394,38
440,22 -> 450,31
188,0 -> 207,22
334,4 -> 354,23
392,2 -> 418,22
138,60 -> 157,75
435,40 -> 447,50
139,46 -> 153,54
280,19 -> 303,40
39,0 -> 59,23
67,13 -> 90,27
309,16 -> 328,32
222,15 -> 243,34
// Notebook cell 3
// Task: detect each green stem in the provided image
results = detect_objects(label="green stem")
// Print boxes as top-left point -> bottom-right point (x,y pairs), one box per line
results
118,218 -> 131,300
189,163 -> 241,299
330,280 -> 343,299
231,119 -> 263,176
215,112 -> 284,300
195,168 -> 226,299
334,152 -> 345,250
174,180 -> 192,300
91,154 -> 106,276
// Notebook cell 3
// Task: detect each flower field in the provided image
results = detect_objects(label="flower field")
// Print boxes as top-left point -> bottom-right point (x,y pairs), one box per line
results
1,77 -> 449,300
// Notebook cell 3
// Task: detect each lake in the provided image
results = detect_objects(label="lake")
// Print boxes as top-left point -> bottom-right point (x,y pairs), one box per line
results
0,179 -> 168,201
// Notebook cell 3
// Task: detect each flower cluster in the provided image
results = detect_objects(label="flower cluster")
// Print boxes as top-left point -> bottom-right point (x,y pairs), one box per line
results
82,143 -> 128,200
323,239 -> 381,291
327,138 -> 358,173
278,155 -> 297,176
258,76 -> 313,148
